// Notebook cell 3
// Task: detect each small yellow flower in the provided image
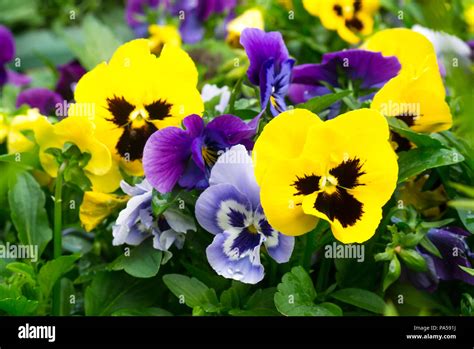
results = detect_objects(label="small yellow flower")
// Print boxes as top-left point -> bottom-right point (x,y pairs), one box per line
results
0,109 -> 43,154
79,191 -> 128,232
34,115 -> 120,193
465,4 -> 474,32
68,39 -> 203,179
303,0 -> 379,44
365,29 -> 452,134
254,108 -> 398,243
148,24 -> 181,54
226,8 -> 264,47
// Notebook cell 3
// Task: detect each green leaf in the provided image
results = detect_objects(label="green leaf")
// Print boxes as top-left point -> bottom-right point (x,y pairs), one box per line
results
459,265 -> 474,277
58,15 -> 121,71
59,278 -> 75,316
274,266 -> 341,316
220,281 -> 250,310
109,240 -> 162,278
8,171 -> 53,255
163,274 -> 220,313
111,308 -> 172,316
85,271 -> 158,316
387,118 -> 443,148
229,288 -> 279,316
330,288 -> 385,314
38,254 -> 80,300
399,249 -> 427,272
0,0 -> 41,26
0,296 -> 38,315
419,236 -> 442,259
0,152 -> 40,170
383,255 -> 401,291
296,90 -> 351,114
397,148 -> 464,183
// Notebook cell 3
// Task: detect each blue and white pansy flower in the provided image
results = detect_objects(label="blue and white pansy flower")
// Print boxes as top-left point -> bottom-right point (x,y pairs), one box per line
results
113,179 -> 196,257
195,145 -> 294,284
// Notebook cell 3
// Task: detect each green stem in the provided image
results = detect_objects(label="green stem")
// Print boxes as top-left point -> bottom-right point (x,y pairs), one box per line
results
52,162 -> 66,316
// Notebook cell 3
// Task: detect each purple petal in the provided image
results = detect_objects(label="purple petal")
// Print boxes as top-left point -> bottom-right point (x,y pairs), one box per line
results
240,28 -> 290,85
55,60 -> 86,101
6,69 -> 31,87
143,126 -> 193,193
179,12 -> 205,44
288,83 -> 332,104
182,114 -> 205,138
320,49 -> 401,89
125,0 -> 161,27
0,25 -> 15,64
195,183 -> 253,235
178,157 -> 207,189
405,251 -> 439,293
209,144 -> 260,209
16,88 -> 62,115
206,114 -> 256,146
191,136 -> 205,171
206,230 -> 264,284
0,67 -> 6,86
291,63 -> 338,89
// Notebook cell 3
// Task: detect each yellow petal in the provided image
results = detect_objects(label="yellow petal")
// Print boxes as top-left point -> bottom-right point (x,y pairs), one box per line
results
226,8 -> 264,46
79,191 -> 128,232
88,160 -> 123,193
254,108 -> 323,184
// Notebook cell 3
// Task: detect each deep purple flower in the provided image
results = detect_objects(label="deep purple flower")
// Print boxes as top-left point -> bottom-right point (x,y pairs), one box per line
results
195,145 -> 294,284
16,88 -> 62,115
289,49 -> 401,117
55,60 -> 86,101
240,28 -> 295,117
0,25 -> 30,88
468,40 -> 474,61
407,227 -> 474,292
143,114 -> 256,193
174,0 -> 236,44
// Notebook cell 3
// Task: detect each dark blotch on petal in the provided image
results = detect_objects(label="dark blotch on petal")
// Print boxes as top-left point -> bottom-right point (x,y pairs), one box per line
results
395,113 -> 417,127
145,99 -> 172,120
391,131 -> 412,152
106,96 -> 135,126
315,188 -> 364,228
258,219 -> 274,237
333,5 -> 343,16
353,0 -> 362,13
116,122 -> 157,161
345,17 -> 364,31
227,208 -> 247,228
292,174 -> 321,196
329,158 -> 365,189
231,227 -> 261,253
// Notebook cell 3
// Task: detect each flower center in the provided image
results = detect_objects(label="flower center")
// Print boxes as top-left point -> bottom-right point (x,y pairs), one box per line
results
320,174 -> 339,194
202,145 -> 218,166
247,224 -> 258,234
129,108 -> 149,127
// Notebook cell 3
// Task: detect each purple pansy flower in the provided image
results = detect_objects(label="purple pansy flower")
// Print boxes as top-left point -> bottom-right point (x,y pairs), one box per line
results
289,49 -> 401,118
113,179 -> 196,253
126,0 -> 167,37
0,25 -> 31,88
240,28 -> 295,117
173,0 -> 236,44
55,60 -> 86,101
468,40 -> 474,61
406,227 -> 474,292
195,145 -> 294,284
143,114 -> 256,193
16,88 -> 62,116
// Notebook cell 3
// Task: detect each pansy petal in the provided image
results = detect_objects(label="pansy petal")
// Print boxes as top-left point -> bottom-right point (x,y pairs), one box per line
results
143,126 -> 193,193
209,144 -> 260,209
206,231 -> 264,284
16,88 -> 62,116
240,28 -> 290,85
6,70 -> 31,87
0,25 -> 15,64
195,183 -> 253,235
162,207 -> 197,234
206,114 -> 256,146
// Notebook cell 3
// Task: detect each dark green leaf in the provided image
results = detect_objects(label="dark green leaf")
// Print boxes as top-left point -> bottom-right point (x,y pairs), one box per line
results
330,288 -> 385,314
387,117 -> 443,148
111,308 -> 172,316
296,90 -> 351,114
8,171 -> 52,255
397,148 -> 464,183
38,254 -> 80,299
399,249 -> 427,272
383,255 -> 401,291
109,240 -> 163,278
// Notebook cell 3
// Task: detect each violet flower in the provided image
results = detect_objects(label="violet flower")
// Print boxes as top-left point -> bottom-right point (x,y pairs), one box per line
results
143,114 -> 256,193
113,179 -> 196,252
16,88 -> 62,116
240,28 -> 295,117
126,0 -> 167,37
406,227 -> 474,292
196,145 -> 294,284
289,49 -> 401,118
0,25 -> 31,88
55,60 -> 86,101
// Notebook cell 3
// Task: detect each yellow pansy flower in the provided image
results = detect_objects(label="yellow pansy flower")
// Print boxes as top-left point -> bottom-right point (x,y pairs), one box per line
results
68,39 -> 203,178
34,115 -> 119,193
254,108 -> 398,244
364,29 -> 452,134
0,109 -> 43,154
465,4 -> 474,32
79,191 -> 128,232
226,8 -> 264,47
303,0 -> 379,44
148,24 -> 181,54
